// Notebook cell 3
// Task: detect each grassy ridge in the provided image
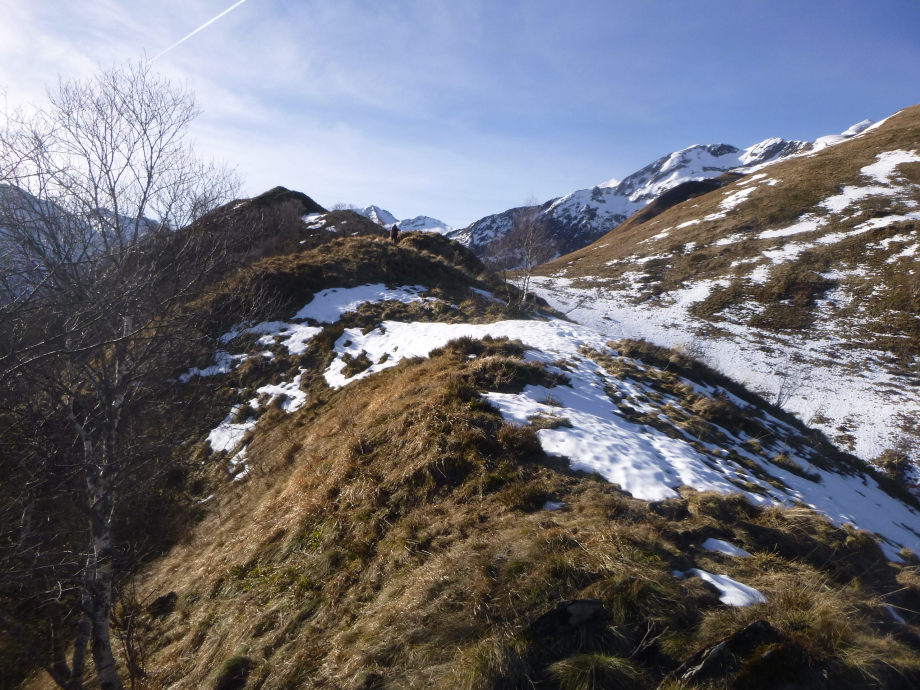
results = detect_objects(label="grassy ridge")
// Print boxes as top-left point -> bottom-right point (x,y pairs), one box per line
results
125,335 -> 920,689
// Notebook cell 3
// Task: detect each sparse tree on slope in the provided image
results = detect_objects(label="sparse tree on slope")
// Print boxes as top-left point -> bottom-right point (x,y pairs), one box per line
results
0,61 -> 241,690
484,200 -> 556,310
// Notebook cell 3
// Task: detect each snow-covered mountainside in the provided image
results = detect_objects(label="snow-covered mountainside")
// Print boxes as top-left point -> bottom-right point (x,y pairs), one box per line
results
450,122 -> 882,257
357,205 -> 454,234
531,104 -> 920,477
397,214 -> 454,234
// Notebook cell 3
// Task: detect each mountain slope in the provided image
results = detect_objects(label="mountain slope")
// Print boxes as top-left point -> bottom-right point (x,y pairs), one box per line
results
532,104 -> 920,473
450,123 -> 886,257
14,220 -> 919,689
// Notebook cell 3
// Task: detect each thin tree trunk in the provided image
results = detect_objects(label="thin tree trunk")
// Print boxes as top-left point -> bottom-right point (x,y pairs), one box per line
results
85,444 -> 125,690
88,517 -> 124,690
65,561 -> 94,690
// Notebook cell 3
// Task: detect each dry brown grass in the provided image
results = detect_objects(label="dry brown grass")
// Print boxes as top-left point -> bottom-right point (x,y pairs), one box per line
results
19,335 -> 910,690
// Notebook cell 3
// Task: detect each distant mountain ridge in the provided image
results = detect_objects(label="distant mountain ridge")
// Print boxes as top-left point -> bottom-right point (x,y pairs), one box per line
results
356,205 -> 454,235
450,121 -> 875,256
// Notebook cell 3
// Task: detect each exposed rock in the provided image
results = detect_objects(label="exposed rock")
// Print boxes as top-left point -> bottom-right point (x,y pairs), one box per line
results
147,591 -> 178,617
530,599 -> 608,637
662,619 -> 826,689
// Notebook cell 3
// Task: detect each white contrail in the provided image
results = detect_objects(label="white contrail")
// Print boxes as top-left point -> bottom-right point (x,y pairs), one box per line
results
151,0 -> 251,61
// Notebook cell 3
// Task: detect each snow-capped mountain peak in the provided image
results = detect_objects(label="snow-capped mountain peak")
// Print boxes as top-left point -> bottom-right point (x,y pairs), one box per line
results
809,118 -> 877,153
398,215 -> 455,234
357,206 -> 454,235
452,119 -> 872,257
740,137 -> 811,166
842,118 -> 875,137
359,205 -> 399,226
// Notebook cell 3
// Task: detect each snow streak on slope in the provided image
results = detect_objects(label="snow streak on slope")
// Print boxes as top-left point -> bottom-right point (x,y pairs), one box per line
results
673,569 -> 766,606
193,285 -> 920,562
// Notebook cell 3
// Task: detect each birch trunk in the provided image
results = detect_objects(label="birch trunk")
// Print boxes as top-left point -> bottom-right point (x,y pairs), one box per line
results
85,439 -> 125,690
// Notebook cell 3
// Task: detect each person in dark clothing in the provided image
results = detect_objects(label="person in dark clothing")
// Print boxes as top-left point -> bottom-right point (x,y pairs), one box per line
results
390,224 -> 400,244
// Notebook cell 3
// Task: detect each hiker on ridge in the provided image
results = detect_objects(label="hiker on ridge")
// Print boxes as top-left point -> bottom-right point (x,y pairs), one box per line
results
390,224 -> 400,244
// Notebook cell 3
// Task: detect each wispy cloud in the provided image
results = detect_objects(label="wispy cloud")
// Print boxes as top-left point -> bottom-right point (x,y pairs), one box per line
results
1,0 -> 919,226
151,0 -> 252,61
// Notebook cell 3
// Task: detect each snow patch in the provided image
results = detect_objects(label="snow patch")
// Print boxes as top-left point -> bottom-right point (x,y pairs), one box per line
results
293,284 -> 434,324
702,538 -> 752,558
674,569 -> 766,606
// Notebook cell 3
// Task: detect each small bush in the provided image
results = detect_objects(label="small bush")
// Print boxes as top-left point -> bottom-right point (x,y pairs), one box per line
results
213,654 -> 251,690
498,423 -> 543,460
341,350 -> 373,378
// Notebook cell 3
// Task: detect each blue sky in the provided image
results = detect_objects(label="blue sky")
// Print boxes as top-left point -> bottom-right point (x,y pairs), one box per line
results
1,0 -> 918,227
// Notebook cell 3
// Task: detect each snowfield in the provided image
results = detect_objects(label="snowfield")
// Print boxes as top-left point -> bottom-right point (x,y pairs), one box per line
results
532,146 -> 920,469
196,284 -> 920,562
531,273 -> 920,473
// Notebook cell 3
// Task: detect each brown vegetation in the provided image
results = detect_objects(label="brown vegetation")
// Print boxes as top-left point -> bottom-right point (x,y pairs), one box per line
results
19,332 -> 918,690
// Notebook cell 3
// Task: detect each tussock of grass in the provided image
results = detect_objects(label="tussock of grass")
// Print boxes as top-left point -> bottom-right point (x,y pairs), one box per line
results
549,653 -> 646,690
211,653 -> 251,690
529,412 -> 573,430
340,350 -> 373,378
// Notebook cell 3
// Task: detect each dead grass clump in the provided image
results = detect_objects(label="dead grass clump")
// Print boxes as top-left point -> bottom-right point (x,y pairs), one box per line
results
874,443 -> 914,482
497,479 -> 551,512
768,452 -> 822,482
529,412 -> 573,430
340,350 -> 372,378
211,653 -> 251,690
690,278 -> 748,320
588,575 -> 700,632
467,354 -> 570,394
449,634 -> 530,690
686,491 -> 758,523
697,574 -> 920,687
430,334 -> 526,360
548,653 -> 647,690
497,423 -> 543,461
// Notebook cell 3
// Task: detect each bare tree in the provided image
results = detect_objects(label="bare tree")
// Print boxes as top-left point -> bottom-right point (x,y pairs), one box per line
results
483,199 -> 557,309
0,61 -> 242,690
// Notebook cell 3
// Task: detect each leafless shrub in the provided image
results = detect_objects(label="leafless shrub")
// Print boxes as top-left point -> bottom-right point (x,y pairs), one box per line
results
483,199 -> 557,310
0,60 -> 251,690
